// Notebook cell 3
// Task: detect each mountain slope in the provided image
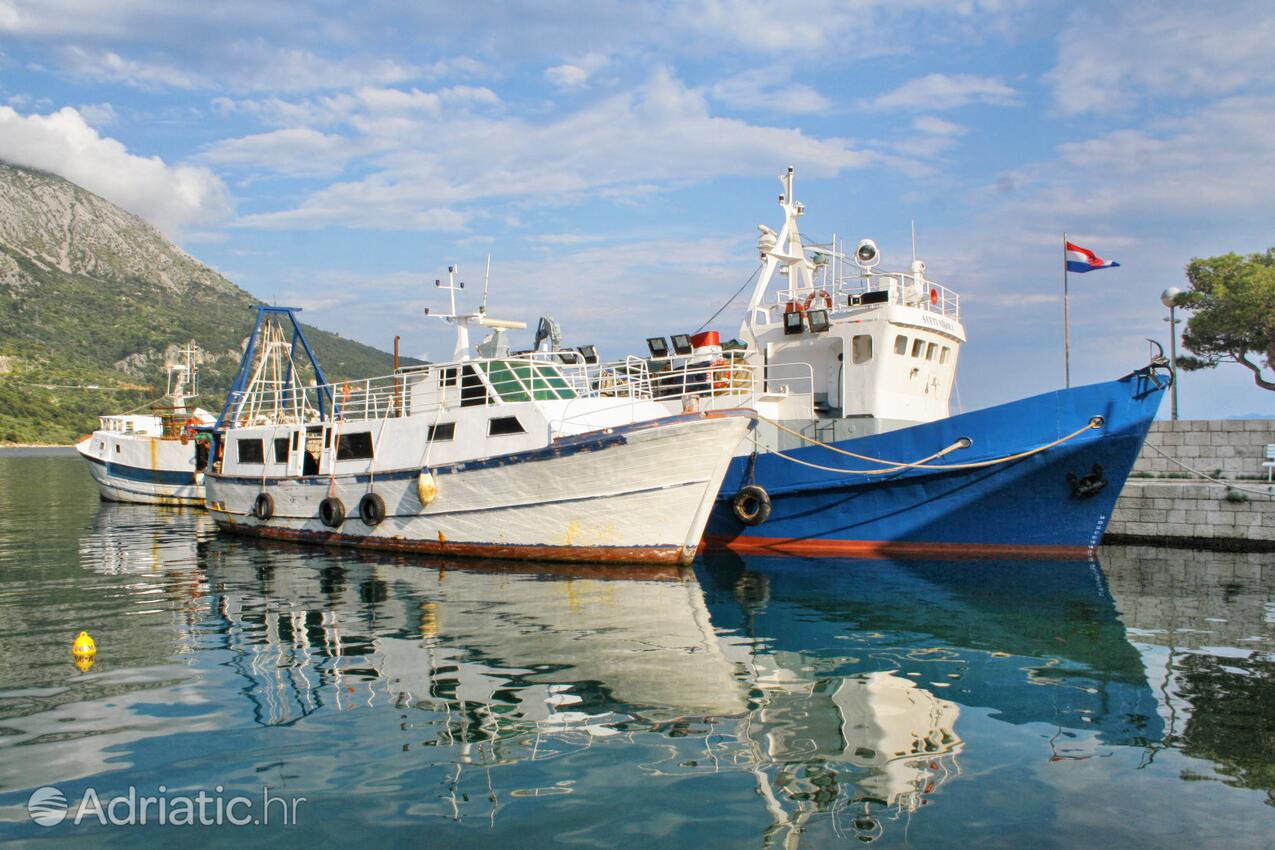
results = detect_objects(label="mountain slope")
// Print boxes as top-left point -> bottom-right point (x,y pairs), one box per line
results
0,162 -> 407,444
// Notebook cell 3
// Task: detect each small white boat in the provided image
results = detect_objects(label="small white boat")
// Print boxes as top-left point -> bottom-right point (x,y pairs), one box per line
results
205,286 -> 754,565
76,344 -> 215,506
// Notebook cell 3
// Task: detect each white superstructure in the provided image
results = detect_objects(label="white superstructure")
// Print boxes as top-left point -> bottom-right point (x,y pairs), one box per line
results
603,167 -> 966,446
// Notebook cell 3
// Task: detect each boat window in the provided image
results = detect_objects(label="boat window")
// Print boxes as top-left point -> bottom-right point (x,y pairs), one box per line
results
439,366 -> 459,388
274,437 -> 290,463
926,342 -> 938,361
237,439 -> 264,464
488,416 -> 526,436
893,335 -> 908,355
481,360 -> 579,402
336,431 -> 374,460
428,422 -> 456,442
291,431 -> 300,451
911,338 -> 925,358
115,444 -> 121,453
940,346 -> 951,364
851,334 -> 873,364
460,365 -> 490,407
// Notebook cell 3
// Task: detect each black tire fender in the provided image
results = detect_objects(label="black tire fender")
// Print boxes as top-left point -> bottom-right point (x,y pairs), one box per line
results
732,485 -> 771,526
358,492 -> 386,527
319,496 -> 345,529
252,492 -> 274,521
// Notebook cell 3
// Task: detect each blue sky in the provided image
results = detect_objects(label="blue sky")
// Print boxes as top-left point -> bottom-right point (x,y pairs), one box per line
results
1,0 -> 1272,418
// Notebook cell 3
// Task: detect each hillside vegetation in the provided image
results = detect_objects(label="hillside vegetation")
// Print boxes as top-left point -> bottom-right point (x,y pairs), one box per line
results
0,162 -> 407,444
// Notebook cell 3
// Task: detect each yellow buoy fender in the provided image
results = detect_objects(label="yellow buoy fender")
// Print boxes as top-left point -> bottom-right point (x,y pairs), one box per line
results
417,470 -> 437,506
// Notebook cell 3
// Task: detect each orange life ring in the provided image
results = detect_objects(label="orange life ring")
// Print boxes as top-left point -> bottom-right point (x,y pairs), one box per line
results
784,300 -> 805,314
929,287 -> 939,306
803,289 -> 833,311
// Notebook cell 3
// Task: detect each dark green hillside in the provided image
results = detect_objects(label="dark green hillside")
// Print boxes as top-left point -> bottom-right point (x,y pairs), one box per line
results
0,162 -> 411,444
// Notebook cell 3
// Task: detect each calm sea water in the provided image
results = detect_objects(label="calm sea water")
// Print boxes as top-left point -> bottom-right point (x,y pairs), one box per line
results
0,452 -> 1273,848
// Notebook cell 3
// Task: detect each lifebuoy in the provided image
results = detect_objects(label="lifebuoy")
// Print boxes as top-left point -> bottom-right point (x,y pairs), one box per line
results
358,492 -> 386,526
710,358 -> 731,391
319,496 -> 345,528
732,485 -> 771,526
253,492 -> 274,521
929,287 -> 939,306
803,289 -> 833,312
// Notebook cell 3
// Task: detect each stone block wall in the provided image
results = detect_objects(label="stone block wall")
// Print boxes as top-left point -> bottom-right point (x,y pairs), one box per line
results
1131,419 -> 1275,480
1107,480 -> 1275,546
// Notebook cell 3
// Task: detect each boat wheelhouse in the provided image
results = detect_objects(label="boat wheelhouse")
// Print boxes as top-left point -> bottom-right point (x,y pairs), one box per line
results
205,296 -> 753,565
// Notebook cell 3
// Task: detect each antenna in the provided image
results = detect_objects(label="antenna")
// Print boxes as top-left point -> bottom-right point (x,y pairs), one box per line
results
911,220 -> 917,263
481,253 -> 492,314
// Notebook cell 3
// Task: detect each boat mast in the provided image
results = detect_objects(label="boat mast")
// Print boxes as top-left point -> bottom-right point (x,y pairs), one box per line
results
425,263 -> 526,361
741,166 -> 815,336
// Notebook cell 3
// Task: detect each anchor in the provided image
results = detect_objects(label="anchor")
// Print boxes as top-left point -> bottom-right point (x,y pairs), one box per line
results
1067,464 -> 1108,499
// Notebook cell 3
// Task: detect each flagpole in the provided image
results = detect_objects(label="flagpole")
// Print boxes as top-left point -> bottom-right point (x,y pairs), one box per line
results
1062,232 -> 1070,388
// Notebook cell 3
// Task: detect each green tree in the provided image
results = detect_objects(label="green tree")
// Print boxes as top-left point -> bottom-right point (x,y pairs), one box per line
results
1177,250 -> 1275,391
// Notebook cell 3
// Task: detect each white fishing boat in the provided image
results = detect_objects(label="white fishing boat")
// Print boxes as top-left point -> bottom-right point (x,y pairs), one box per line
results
75,343 -> 216,506
204,283 -> 754,565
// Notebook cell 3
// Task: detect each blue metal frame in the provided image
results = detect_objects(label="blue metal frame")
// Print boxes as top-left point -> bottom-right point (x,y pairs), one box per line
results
215,305 -> 333,429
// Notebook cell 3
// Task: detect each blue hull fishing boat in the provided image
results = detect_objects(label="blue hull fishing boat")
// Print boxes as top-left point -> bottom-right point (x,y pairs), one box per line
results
606,168 -> 1168,559
706,371 -> 1164,559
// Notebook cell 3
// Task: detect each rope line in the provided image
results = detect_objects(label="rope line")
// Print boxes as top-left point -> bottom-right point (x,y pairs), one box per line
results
1144,443 -> 1275,497
695,264 -> 762,334
755,415 -> 1104,476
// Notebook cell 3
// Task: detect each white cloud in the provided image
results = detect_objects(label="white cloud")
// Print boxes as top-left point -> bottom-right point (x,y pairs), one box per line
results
1048,1 -> 1275,115
54,42 -> 423,93
709,68 -> 831,114
200,127 -> 364,178
890,116 -> 967,158
911,116 -> 963,136
0,106 -> 231,236
226,70 -> 872,230
75,100 -> 116,127
868,73 -> 1018,111
544,52 -> 610,90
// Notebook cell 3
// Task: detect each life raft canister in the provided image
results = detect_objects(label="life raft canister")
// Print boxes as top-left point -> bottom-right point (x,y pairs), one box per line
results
319,496 -> 346,528
732,484 -> 772,526
359,492 -> 386,526
253,492 -> 274,521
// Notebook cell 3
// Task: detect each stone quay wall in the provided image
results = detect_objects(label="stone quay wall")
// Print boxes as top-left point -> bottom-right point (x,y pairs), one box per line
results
1106,419 -> 1275,548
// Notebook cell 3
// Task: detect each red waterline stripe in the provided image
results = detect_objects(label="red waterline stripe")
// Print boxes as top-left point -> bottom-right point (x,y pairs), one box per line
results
702,534 -> 1089,561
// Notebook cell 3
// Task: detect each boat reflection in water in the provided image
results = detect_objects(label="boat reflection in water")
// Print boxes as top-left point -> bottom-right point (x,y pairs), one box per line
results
190,535 -> 1183,844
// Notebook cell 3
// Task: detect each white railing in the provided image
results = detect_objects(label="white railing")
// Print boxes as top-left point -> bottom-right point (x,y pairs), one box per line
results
225,353 -> 643,428
768,272 -> 961,322
591,356 -> 814,408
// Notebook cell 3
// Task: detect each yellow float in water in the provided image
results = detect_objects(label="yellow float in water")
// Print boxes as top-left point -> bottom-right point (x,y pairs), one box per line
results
72,631 -> 96,658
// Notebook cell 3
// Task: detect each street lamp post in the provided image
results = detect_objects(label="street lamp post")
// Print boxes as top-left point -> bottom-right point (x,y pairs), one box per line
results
1160,287 -> 1182,421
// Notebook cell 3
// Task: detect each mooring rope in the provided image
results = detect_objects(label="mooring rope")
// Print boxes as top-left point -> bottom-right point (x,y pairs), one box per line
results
1144,443 -> 1275,498
755,415 -> 1104,476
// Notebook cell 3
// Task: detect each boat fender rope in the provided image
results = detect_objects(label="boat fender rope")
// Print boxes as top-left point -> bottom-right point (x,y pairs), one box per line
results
358,492 -> 386,526
319,496 -> 345,529
733,485 -> 771,526
253,492 -> 274,521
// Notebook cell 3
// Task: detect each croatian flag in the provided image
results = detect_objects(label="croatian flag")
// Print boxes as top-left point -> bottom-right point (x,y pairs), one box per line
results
1065,241 -> 1120,273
